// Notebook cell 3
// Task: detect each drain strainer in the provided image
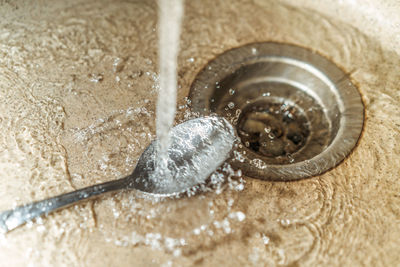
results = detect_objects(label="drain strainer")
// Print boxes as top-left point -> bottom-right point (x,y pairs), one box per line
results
189,42 -> 364,181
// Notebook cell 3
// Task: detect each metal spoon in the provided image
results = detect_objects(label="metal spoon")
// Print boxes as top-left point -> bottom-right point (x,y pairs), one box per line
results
0,116 -> 236,233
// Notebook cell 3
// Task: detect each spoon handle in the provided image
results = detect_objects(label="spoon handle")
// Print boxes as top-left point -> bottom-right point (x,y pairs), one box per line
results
0,177 -> 129,233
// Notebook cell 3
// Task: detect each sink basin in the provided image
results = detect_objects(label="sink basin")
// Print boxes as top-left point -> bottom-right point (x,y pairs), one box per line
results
0,0 -> 399,266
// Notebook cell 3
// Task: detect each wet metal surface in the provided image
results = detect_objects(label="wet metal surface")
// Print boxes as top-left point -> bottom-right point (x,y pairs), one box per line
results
190,42 -> 365,180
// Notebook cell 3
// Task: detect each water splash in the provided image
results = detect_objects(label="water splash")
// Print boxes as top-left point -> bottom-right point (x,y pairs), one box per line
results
135,117 -> 236,195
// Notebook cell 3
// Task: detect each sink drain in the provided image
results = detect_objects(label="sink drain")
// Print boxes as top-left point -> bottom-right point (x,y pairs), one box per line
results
189,42 -> 364,180
237,99 -> 310,163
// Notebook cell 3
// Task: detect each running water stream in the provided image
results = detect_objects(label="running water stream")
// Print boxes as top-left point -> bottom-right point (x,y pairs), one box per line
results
156,0 -> 184,172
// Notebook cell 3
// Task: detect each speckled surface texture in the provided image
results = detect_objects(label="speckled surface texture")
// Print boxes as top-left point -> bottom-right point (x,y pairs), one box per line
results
0,0 -> 399,266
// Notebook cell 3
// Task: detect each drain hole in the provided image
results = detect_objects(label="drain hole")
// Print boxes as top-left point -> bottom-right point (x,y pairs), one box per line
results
237,100 -> 309,162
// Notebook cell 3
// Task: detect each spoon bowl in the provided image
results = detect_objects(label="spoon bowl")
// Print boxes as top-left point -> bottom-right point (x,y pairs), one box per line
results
130,116 -> 236,195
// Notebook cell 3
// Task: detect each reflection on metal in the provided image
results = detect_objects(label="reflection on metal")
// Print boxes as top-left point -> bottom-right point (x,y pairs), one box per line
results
0,117 -> 236,233
189,42 -> 364,181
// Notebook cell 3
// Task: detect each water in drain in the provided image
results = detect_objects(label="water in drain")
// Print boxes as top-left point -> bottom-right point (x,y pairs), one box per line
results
237,100 -> 309,162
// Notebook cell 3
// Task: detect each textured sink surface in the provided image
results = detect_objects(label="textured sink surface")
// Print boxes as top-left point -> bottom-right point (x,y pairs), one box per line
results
0,0 -> 399,266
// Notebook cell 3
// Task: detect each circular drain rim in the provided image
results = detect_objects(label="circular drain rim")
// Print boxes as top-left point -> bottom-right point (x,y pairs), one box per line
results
189,42 -> 364,181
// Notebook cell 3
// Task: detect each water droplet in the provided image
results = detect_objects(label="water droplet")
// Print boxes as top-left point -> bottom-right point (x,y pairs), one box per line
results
227,102 -> 235,109
229,88 -> 235,95
287,153 -> 295,163
279,219 -> 291,226
262,234 -> 270,245
113,57 -> 124,73
250,158 -> 268,169
88,73 -> 103,83
262,92 -> 270,97
229,211 -> 246,221
235,183 -> 244,191
129,70 -> 143,78
235,109 -> 241,117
